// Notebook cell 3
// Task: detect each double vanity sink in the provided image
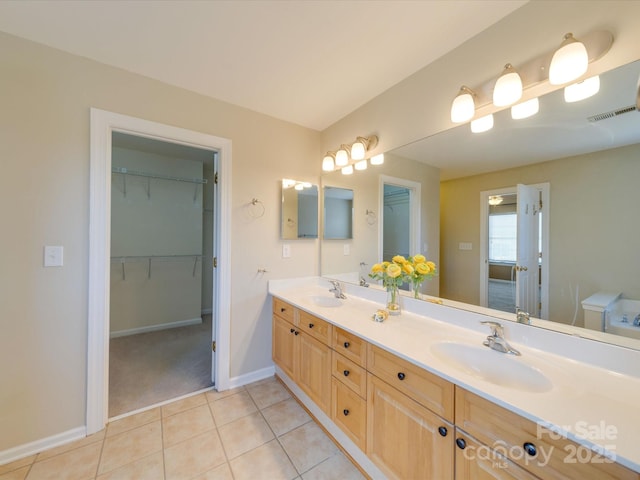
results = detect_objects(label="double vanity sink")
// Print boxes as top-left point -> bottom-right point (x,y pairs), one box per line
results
270,277 -> 640,478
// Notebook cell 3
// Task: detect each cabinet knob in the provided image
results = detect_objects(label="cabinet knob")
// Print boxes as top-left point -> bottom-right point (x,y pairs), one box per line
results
523,442 -> 537,457
290,328 -> 295,333
438,426 -> 448,437
308,323 -> 314,328
456,438 -> 466,450
397,372 -> 406,380
344,342 -> 350,348
343,409 -> 349,416
294,331 -> 299,336
280,307 -> 286,312
343,370 -> 350,377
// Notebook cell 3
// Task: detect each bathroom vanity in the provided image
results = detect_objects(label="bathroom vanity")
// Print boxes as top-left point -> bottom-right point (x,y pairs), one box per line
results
269,277 -> 640,480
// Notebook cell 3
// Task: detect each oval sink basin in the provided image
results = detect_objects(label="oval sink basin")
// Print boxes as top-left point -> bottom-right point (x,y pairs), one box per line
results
309,295 -> 343,308
430,342 -> 553,393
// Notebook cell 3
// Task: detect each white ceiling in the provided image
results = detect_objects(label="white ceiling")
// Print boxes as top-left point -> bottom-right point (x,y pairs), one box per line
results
0,0 -> 526,131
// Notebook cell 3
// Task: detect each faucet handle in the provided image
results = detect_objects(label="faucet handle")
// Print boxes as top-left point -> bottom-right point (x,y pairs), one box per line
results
480,320 -> 504,337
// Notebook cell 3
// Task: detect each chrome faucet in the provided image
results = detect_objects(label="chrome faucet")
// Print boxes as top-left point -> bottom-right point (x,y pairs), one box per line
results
516,307 -> 531,325
634,313 -> 640,327
329,280 -> 347,299
359,276 -> 370,287
481,321 -> 521,356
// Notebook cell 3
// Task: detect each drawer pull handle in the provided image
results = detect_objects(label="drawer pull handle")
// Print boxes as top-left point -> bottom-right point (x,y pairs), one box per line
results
280,307 -> 286,312
343,370 -> 350,377
344,342 -> 350,348
397,372 -> 406,380
294,331 -> 299,336
290,328 -> 295,333
438,426 -> 448,437
308,323 -> 314,328
343,409 -> 349,416
456,438 -> 466,450
523,442 -> 537,457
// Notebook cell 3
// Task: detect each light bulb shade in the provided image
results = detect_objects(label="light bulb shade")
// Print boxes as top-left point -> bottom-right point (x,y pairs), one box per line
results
294,183 -> 303,191
354,159 -> 367,170
470,114 -> 494,133
450,86 -> 475,123
350,140 -> 366,160
549,33 -> 588,85
564,75 -> 600,103
322,153 -> 335,171
488,195 -> 504,206
282,179 -> 296,189
493,64 -> 523,107
511,97 -> 539,120
341,165 -> 354,175
370,153 -> 384,165
335,146 -> 350,167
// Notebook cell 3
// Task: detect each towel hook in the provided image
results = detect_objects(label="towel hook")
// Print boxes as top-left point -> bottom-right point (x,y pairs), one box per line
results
249,198 -> 265,218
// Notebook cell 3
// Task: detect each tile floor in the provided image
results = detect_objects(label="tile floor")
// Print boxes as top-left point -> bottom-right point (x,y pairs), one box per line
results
0,377 -> 366,480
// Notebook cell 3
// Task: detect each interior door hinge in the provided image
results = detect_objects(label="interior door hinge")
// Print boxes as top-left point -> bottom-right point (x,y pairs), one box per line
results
212,341 -> 216,352
214,172 -> 219,184
213,257 -> 218,268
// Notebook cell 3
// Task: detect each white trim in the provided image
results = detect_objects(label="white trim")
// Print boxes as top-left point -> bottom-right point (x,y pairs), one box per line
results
0,427 -> 86,466
378,175 -> 421,260
109,317 -> 202,338
226,365 -> 276,389
88,108 -> 232,434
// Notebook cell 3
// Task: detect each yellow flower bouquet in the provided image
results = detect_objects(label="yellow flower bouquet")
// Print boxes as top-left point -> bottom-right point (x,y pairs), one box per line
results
405,254 -> 437,299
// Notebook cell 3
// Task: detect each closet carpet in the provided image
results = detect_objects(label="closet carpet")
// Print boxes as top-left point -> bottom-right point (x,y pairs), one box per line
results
109,314 -> 213,417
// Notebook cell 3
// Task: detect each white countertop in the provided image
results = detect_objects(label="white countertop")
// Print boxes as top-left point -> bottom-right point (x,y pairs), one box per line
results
269,277 -> 640,473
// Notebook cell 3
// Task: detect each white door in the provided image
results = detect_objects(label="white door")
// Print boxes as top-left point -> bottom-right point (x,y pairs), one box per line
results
515,184 -> 540,317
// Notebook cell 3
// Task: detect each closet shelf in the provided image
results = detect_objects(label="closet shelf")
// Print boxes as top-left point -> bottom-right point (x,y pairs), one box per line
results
112,167 -> 207,184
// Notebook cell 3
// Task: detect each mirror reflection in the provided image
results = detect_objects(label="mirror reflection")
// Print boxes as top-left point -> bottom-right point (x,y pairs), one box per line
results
281,179 -> 318,239
321,59 -> 640,349
323,186 -> 354,240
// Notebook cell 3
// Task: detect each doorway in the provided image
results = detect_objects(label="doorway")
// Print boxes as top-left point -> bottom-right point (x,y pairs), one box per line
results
88,109 -> 232,434
479,183 -> 550,319
108,132 -> 216,417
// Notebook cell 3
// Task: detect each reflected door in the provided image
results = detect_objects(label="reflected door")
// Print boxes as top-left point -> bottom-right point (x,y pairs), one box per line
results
515,184 -> 540,317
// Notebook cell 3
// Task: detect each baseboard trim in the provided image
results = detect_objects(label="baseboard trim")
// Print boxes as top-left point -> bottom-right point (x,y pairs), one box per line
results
0,426 -> 86,467
201,308 -> 212,315
226,366 -> 275,390
110,317 -> 202,338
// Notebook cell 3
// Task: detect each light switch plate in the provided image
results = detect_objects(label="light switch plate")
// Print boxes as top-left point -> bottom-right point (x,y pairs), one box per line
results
44,245 -> 64,267
458,242 -> 473,251
282,244 -> 291,258
343,244 -> 350,256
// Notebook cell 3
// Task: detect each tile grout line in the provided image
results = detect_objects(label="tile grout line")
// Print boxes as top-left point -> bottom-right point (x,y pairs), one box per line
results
205,395 -> 235,479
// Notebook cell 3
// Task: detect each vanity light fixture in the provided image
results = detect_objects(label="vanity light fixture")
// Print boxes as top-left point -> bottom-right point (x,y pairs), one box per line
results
350,135 -> 379,161
354,159 -> 368,171
493,64 -> 523,107
282,178 -> 296,189
451,86 -> 476,123
341,165 -> 354,175
370,153 -> 384,165
511,97 -> 539,120
488,195 -> 504,206
549,33 -> 589,85
294,183 -> 304,191
322,152 -> 336,172
470,114 -> 494,133
335,145 -> 351,167
282,179 -> 312,190
564,75 -> 600,103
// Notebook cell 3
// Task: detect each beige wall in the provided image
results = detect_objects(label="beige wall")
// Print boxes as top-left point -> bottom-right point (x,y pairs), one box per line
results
440,143 -> 640,327
0,31 -> 320,451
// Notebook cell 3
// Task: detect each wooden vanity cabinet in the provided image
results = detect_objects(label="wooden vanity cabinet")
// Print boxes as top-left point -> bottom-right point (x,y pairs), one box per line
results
367,373 -> 454,479
456,387 -> 640,480
272,314 -> 297,380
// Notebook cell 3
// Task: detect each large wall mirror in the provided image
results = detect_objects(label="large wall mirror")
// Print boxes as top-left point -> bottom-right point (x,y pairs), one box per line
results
323,186 -> 354,240
320,59 -> 640,351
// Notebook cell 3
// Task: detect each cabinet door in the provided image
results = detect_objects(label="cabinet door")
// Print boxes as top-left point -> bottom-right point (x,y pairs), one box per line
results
272,314 -> 297,380
332,377 -> 367,451
298,332 -> 331,414
455,431 -> 538,480
367,373 -> 453,480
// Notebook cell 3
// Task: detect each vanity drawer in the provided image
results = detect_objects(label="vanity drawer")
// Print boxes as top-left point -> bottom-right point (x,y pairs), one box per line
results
367,344 -> 454,422
273,298 -> 295,324
332,377 -> 367,451
332,350 -> 367,398
333,327 -> 367,367
456,387 -> 640,480
297,310 -> 332,345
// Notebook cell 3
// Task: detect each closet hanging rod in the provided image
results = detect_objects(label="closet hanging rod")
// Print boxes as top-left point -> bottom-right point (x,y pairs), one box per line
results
110,254 -> 204,260
111,167 -> 207,185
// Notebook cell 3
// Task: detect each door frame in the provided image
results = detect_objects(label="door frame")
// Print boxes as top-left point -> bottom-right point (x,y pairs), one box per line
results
87,108 -> 232,434
378,175 -> 421,261
479,183 -> 549,319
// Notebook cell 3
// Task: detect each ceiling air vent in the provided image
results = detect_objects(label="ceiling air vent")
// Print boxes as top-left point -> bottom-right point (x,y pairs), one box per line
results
588,105 -> 637,122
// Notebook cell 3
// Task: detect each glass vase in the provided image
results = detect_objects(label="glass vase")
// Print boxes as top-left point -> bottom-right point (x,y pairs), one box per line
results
386,285 -> 401,315
412,282 -> 422,300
